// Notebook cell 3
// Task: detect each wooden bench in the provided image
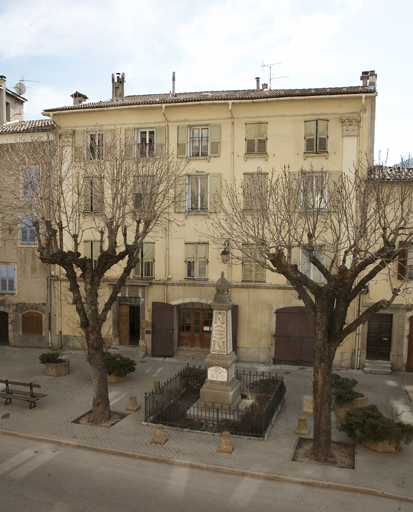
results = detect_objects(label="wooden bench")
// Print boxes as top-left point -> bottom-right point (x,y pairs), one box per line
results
0,379 -> 47,409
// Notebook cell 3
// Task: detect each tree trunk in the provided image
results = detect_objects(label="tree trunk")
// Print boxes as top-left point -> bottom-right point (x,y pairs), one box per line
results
88,345 -> 111,423
312,333 -> 335,462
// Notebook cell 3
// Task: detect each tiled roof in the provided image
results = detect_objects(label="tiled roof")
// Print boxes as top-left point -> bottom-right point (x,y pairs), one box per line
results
369,166 -> 413,181
43,85 -> 377,113
0,119 -> 55,134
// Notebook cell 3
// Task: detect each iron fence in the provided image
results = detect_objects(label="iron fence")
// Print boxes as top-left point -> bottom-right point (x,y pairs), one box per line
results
144,366 -> 285,439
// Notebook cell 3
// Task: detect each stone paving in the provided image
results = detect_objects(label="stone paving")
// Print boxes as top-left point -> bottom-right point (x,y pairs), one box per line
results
0,346 -> 412,502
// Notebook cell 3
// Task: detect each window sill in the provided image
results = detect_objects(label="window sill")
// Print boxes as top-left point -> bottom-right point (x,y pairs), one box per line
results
184,278 -> 209,282
303,152 -> 329,159
186,210 -> 209,215
244,153 -> 268,161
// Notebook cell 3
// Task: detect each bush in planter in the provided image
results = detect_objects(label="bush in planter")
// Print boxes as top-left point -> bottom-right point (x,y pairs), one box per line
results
39,352 -> 65,364
338,404 -> 413,447
331,373 -> 359,405
179,366 -> 207,390
103,352 -> 136,378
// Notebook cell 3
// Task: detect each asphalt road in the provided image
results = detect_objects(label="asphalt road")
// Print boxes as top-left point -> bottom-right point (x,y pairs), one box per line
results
0,435 -> 409,512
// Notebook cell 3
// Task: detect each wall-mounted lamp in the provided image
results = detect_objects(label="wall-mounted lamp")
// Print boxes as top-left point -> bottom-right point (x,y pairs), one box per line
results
221,241 -> 230,264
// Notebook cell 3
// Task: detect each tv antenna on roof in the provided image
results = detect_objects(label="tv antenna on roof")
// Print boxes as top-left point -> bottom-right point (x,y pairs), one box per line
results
261,62 -> 288,89
14,76 -> 40,94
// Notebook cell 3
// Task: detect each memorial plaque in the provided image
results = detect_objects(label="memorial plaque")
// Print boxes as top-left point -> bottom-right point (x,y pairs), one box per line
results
208,365 -> 228,381
211,310 -> 226,354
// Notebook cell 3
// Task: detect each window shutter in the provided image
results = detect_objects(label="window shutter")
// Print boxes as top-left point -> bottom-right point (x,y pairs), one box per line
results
22,311 -> 43,335
177,125 -> 188,157
317,120 -> 328,153
255,262 -> 266,282
242,259 -> 254,281
304,121 -> 316,153
74,130 -> 85,161
209,173 -> 221,213
257,122 -> 267,153
243,174 -> 253,210
93,178 -> 104,212
125,128 -> 135,159
327,170 -> 342,211
83,178 -> 92,211
209,124 -> 221,156
245,123 -> 257,154
175,175 -> 187,213
93,241 -> 101,262
398,244 -> 408,280
197,243 -> 208,278
103,130 -> 113,160
84,241 -> 92,258
155,126 -> 166,156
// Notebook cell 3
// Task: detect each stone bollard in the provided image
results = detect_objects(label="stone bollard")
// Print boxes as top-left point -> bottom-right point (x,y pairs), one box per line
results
295,416 -> 310,436
126,395 -> 140,412
153,380 -> 161,392
151,424 -> 168,445
217,431 -> 234,454
302,397 -> 314,414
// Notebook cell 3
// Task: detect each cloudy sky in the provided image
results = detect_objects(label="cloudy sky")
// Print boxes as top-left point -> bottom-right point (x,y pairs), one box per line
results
0,0 -> 411,164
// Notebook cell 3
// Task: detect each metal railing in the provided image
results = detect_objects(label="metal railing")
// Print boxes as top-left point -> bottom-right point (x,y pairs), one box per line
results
144,366 -> 285,439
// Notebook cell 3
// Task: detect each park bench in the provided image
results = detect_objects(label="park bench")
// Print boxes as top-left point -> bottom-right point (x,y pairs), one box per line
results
0,379 -> 47,409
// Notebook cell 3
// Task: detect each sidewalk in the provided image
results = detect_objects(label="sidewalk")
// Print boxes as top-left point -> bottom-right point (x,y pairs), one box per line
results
0,346 -> 412,502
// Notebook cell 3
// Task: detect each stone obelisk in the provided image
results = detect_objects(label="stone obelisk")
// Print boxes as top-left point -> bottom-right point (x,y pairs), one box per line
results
199,272 -> 241,407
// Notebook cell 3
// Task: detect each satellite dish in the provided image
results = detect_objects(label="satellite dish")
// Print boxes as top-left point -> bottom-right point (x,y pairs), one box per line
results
15,82 -> 26,95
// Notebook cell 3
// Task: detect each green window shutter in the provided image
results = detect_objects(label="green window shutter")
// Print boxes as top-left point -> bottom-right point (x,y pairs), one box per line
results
93,178 -> 104,212
317,120 -> 328,153
177,125 -> 188,157
103,130 -> 114,160
197,243 -> 208,279
245,123 -> 257,154
125,127 -> 135,159
74,130 -> 85,161
155,126 -> 166,156
209,124 -> 221,156
327,170 -> 342,211
209,173 -> 221,213
257,123 -> 267,153
304,121 -> 316,153
175,175 -> 187,213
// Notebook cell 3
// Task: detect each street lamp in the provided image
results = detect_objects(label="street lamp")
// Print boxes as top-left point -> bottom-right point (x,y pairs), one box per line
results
221,241 -> 230,264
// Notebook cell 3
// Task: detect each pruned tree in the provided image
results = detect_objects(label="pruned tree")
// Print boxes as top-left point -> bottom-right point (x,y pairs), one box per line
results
0,128 -> 186,423
203,164 -> 413,462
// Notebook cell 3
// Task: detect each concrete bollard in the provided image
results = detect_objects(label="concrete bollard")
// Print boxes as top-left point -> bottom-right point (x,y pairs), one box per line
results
295,416 -> 310,436
153,380 -> 161,392
217,431 -> 234,454
126,395 -> 140,412
151,424 -> 168,445
302,397 -> 314,414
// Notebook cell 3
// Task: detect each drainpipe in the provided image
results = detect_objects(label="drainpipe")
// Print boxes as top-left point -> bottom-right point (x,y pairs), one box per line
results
354,286 -> 368,369
48,264 -> 52,348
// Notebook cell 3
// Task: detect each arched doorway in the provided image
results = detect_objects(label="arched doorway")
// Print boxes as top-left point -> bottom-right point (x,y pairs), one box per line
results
0,311 -> 9,345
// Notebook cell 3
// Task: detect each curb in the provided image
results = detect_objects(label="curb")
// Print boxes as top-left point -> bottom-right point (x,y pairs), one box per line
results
1,429 -> 412,505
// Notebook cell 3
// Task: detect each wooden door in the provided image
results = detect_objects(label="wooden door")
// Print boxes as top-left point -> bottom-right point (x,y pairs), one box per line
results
178,309 -> 212,348
119,305 -> 129,345
0,311 -> 8,345
366,314 -> 392,360
274,307 -> 315,365
407,316 -> 413,372
152,302 -> 174,357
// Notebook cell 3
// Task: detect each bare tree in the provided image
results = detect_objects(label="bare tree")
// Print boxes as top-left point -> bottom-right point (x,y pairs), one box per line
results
0,128 -> 185,423
203,165 -> 413,462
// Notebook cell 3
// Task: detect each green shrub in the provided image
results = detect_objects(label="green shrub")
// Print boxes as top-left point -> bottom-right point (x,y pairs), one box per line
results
179,366 -> 207,390
39,352 -> 65,364
331,373 -> 358,405
103,352 -> 136,377
249,377 -> 286,399
338,404 -> 413,446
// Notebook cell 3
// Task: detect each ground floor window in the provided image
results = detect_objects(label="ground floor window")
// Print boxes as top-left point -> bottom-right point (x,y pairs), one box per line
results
22,311 -> 43,335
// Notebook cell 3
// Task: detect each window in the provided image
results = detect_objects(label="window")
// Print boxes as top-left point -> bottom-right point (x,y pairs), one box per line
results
0,265 -> 15,294
304,119 -> 328,154
137,129 -> 155,158
301,172 -> 327,211
83,177 -> 103,212
242,246 -> 266,282
398,244 -> 413,280
175,174 -> 221,213
245,122 -> 268,155
177,124 -> 221,158
301,247 -> 324,283
87,132 -> 104,160
134,175 -> 156,212
22,167 -> 39,197
84,241 -> 101,267
21,217 -> 37,245
243,172 -> 268,211
185,243 -> 209,279
22,311 -> 42,335
134,242 -> 155,279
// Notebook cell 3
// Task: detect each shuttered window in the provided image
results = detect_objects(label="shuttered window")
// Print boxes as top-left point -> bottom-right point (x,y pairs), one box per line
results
134,242 -> 155,279
177,125 -> 220,158
242,247 -> 266,282
304,119 -> 328,154
297,170 -> 342,212
22,311 -> 42,335
243,172 -> 268,211
185,243 -> 209,279
245,122 -> 268,154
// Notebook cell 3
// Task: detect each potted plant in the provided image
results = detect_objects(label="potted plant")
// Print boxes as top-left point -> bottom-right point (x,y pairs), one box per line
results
39,352 -> 70,377
104,352 -> 136,382
331,373 -> 368,418
338,404 -> 413,452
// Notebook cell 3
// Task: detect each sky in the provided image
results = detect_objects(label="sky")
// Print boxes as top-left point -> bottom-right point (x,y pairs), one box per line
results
0,0 -> 411,165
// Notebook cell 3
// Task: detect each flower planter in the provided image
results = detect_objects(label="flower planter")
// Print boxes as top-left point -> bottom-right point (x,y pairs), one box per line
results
334,393 -> 369,419
362,438 -> 401,453
44,360 -> 70,377
107,373 -> 127,383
